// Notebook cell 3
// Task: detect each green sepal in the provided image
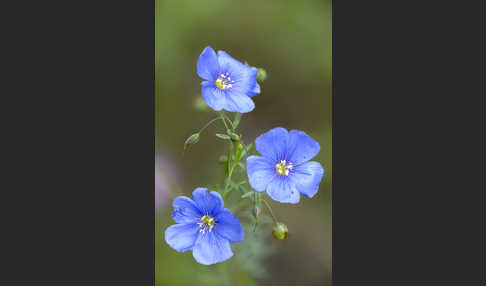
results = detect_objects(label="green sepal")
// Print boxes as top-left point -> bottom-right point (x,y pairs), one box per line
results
216,133 -> 231,140
241,190 -> 254,199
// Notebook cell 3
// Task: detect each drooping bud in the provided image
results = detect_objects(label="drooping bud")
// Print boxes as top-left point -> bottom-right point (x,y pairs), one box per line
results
252,205 -> 260,219
257,68 -> 267,82
272,222 -> 288,240
184,133 -> 200,150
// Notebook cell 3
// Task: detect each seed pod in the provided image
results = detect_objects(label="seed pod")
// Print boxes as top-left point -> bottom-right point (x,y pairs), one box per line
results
272,222 -> 288,240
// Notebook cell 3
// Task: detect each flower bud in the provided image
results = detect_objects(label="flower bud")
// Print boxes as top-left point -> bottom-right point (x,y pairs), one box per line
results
252,206 -> 260,219
272,222 -> 288,240
234,142 -> 244,163
257,68 -> 267,82
228,131 -> 240,142
184,133 -> 200,150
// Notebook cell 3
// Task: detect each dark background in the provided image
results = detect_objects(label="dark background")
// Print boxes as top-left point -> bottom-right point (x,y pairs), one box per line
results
156,0 -> 332,285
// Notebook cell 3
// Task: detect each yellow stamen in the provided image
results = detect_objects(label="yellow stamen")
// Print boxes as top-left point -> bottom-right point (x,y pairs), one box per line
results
275,160 -> 293,176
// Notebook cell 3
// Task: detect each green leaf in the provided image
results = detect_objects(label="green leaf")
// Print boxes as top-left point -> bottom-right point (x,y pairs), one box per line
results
215,133 -> 230,140
232,113 -> 242,130
241,191 -> 254,199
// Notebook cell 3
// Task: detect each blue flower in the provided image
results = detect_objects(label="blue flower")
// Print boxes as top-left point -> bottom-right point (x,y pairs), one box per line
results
165,187 -> 245,265
246,127 -> 324,204
197,46 -> 260,113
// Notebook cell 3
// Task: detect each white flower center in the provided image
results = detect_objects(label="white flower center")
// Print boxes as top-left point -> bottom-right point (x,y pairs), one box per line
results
197,215 -> 215,234
215,72 -> 234,90
275,160 -> 293,176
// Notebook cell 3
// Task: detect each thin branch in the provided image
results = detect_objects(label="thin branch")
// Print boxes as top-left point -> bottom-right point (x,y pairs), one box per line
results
262,198 -> 278,224
197,117 -> 222,134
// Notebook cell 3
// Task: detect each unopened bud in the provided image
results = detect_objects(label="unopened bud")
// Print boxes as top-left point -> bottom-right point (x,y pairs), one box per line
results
229,131 -> 240,142
252,206 -> 260,219
272,222 -> 288,240
233,142 -> 244,163
184,133 -> 200,150
257,68 -> 267,82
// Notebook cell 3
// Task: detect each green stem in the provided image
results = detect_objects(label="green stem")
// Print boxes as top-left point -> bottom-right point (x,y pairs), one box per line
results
223,114 -> 234,129
197,117 -> 222,134
239,139 -> 251,160
223,139 -> 234,199
219,111 -> 231,132
262,198 -> 278,224
219,111 -> 238,199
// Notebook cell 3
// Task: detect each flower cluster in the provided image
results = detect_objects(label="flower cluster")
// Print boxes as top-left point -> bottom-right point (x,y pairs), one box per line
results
164,46 -> 325,265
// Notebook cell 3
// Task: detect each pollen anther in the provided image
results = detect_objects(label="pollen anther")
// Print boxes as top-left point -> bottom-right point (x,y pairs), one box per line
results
215,73 -> 234,90
197,215 -> 215,234
275,160 -> 293,176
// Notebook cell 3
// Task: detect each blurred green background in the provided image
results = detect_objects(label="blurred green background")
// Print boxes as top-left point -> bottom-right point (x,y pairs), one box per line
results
156,0 -> 332,285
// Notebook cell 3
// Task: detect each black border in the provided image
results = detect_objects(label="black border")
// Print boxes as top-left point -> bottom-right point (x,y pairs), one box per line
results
11,0 -> 155,284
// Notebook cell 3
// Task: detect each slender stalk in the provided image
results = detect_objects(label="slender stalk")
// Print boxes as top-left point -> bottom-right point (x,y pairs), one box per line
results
197,117 -> 222,134
262,199 -> 278,224
223,157 -> 235,198
239,139 -> 251,161
223,114 -> 234,129
219,111 -> 238,198
252,191 -> 258,232
223,138 -> 234,198
218,111 -> 230,132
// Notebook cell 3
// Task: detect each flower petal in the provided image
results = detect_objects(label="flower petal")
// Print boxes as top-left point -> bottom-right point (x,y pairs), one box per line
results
217,50 -> 258,95
165,223 -> 199,252
249,82 -> 260,97
266,177 -> 300,204
197,46 -> 218,80
291,161 -> 324,198
287,130 -> 321,165
223,92 -> 255,113
192,188 -> 223,216
171,196 -> 201,223
201,81 -> 225,111
192,232 -> 233,265
215,208 -> 244,242
255,127 -> 289,161
246,155 -> 276,192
